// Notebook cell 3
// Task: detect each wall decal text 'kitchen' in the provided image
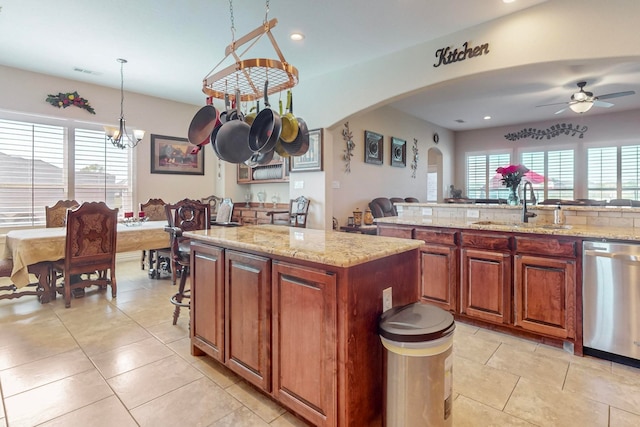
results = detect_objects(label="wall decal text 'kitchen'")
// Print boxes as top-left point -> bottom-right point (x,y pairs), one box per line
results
434,41 -> 490,67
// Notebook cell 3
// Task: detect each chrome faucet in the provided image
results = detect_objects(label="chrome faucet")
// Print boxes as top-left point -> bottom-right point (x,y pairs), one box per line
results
522,181 -> 537,223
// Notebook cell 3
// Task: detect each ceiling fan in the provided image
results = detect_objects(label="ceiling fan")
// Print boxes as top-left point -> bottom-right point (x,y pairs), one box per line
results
537,81 -> 636,115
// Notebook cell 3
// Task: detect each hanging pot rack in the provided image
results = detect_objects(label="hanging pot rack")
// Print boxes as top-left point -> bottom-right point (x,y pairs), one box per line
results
202,18 -> 299,103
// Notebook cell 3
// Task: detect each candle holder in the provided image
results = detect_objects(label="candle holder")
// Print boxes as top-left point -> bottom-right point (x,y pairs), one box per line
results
353,208 -> 362,227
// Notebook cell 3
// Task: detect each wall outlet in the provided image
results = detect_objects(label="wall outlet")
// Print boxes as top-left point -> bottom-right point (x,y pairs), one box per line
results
422,208 -> 433,216
467,209 -> 480,218
382,287 -> 392,312
332,180 -> 340,189
294,180 -> 304,189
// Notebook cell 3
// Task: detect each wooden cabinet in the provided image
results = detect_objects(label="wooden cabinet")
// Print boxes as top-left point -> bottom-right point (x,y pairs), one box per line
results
513,236 -> 577,339
237,159 -> 289,184
225,250 -> 272,391
414,228 -> 458,312
272,261 -> 337,427
460,232 -> 512,325
190,242 -> 225,362
377,223 -> 413,239
232,204 -> 289,225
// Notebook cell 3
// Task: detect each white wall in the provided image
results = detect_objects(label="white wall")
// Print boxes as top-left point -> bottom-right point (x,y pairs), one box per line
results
329,106 -> 453,227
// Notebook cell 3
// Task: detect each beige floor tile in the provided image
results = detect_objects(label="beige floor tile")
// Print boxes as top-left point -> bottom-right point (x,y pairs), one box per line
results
107,353 -> 203,409
270,412 -> 313,427
453,355 -> 519,410
564,363 -> 640,415
611,360 -> 640,377
534,343 -> 612,373
130,377 -> 242,426
90,336 -> 175,379
4,370 -> 113,427
0,348 -> 93,397
226,381 -> 287,423
453,395 -> 535,426
473,328 -> 539,352
487,343 -> 569,389
504,377 -> 609,426
610,406 -> 640,427
71,321 -> 152,356
145,319 -> 189,344
453,332 -> 500,364
167,336 -> 202,363
38,395 -> 138,427
0,324 -> 79,370
212,406 -> 270,426
451,321 -> 480,335
192,355 -> 241,389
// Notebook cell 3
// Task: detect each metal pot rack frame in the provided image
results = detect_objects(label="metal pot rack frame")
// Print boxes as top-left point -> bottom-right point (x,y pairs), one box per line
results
202,18 -> 299,103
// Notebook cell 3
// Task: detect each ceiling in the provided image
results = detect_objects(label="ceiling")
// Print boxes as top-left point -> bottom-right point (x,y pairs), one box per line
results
1,0 -> 639,131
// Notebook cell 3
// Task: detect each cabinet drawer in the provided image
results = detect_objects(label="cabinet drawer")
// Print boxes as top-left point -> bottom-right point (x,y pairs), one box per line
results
515,236 -> 577,258
461,232 -> 511,251
241,210 -> 257,219
414,228 -> 457,246
377,224 -> 414,239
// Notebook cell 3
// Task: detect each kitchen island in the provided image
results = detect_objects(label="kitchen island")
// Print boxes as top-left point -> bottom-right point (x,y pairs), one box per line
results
183,225 -> 422,427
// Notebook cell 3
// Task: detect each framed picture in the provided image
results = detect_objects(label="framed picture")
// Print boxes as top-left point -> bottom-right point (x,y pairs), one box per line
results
150,134 -> 204,175
364,130 -> 383,165
290,128 -> 323,172
391,136 -> 406,167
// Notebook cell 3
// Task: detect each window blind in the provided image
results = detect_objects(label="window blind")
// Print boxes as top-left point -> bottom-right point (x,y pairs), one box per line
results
587,147 -> 617,200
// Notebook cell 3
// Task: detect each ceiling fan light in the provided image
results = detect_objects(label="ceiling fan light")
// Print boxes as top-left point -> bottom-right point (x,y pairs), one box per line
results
569,101 -> 594,113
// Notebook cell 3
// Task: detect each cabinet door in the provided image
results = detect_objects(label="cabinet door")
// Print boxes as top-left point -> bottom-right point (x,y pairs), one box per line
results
420,244 -> 457,311
514,255 -> 576,339
190,243 -> 225,361
225,250 -> 271,391
461,248 -> 511,324
377,224 -> 413,239
272,261 -> 337,427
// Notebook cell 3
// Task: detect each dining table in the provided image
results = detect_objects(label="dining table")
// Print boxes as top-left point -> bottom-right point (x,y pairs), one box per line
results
2,220 -> 170,302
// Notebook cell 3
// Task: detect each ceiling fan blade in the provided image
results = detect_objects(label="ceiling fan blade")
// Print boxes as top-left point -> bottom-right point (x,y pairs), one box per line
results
596,90 -> 636,100
554,106 -> 568,115
594,100 -> 614,108
536,101 -> 570,108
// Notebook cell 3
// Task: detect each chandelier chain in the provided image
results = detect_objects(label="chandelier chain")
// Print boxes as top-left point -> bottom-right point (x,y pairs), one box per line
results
228,0 -> 235,42
119,60 -> 125,119
264,0 -> 270,23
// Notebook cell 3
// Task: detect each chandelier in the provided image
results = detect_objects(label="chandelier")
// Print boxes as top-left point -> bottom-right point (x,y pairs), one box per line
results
104,58 -> 145,149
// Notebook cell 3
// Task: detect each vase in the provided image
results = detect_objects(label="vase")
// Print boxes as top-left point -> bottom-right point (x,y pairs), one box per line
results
507,185 -> 519,206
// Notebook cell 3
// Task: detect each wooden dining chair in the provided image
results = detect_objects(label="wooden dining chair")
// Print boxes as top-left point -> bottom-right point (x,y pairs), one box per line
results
45,199 -> 79,228
164,198 -> 210,324
266,196 -> 310,228
53,201 -> 118,308
139,198 -> 168,275
0,259 -> 52,303
201,194 -> 223,221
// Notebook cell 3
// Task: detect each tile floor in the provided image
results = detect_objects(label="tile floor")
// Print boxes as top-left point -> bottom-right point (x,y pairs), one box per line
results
1,259 -> 640,426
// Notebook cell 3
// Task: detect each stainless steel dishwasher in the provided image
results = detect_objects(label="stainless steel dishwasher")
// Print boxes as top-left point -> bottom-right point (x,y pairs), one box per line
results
583,241 -> 640,364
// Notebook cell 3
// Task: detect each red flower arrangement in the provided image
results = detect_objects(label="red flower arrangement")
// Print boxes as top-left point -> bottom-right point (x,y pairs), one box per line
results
46,91 -> 96,114
496,164 -> 529,188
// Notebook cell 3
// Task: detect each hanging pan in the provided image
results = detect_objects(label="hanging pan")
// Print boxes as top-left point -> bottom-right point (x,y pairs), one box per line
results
248,80 -> 281,153
279,90 -> 299,143
188,104 -> 219,146
214,89 -> 252,164
282,116 -> 309,156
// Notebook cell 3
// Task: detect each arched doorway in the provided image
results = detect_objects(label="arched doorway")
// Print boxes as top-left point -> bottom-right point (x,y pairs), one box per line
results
427,147 -> 443,202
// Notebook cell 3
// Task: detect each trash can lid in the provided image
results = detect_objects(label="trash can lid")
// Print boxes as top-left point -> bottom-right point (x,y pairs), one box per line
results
379,302 -> 455,343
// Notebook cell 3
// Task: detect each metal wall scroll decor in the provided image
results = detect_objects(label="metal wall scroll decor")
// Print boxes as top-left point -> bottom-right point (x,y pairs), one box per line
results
504,123 -> 589,141
410,138 -> 419,179
342,121 -> 354,173
433,41 -> 490,68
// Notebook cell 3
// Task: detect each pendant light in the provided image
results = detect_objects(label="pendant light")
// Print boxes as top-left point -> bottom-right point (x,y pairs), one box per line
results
104,58 -> 145,149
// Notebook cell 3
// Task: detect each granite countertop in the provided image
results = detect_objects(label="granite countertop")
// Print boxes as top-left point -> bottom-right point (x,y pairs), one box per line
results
184,224 -> 422,268
376,216 -> 640,241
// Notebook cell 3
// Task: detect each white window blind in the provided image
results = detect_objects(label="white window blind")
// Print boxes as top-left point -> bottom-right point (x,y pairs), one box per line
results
521,149 -> 574,200
621,145 -> 640,200
0,119 -> 66,227
587,147 -> 617,200
0,117 -> 134,230
466,153 -> 510,199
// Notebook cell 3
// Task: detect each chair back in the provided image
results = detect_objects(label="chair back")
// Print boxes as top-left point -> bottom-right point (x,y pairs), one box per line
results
164,199 -> 211,266
45,199 -> 79,227
608,198 -> 633,206
290,196 -> 310,228
64,202 -> 118,276
201,195 -> 223,216
368,198 -> 397,218
216,198 -> 234,222
140,198 -> 167,220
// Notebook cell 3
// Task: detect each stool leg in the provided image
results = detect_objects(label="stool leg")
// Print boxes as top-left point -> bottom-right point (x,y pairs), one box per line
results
172,265 -> 188,325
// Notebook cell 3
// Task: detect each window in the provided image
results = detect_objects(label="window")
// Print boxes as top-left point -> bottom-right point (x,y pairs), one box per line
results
588,145 -> 640,201
521,149 -> 574,200
0,117 -> 133,229
621,145 -> 640,200
466,153 -> 510,199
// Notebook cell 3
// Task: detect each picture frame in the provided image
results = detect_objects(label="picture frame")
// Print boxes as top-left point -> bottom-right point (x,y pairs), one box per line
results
364,130 -> 383,165
391,136 -> 407,167
150,134 -> 204,175
290,128 -> 323,172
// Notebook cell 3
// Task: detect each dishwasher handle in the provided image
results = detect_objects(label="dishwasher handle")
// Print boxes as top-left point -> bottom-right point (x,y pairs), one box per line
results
584,249 -> 640,263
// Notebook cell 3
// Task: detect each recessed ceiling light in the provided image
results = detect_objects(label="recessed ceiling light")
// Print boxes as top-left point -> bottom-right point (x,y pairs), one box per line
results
484,116 -> 492,120
503,0 -> 516,4
290,32 -> 305,41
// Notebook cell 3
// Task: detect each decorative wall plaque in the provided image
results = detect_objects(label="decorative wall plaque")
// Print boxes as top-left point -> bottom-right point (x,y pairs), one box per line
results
364,130 -> 383,165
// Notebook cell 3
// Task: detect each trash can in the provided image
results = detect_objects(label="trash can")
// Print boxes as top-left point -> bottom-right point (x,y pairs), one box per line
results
379,302 -> 455,427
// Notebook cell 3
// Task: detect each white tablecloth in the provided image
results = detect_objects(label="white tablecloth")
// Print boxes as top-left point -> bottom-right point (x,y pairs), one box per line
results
3,221 -> 169,287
